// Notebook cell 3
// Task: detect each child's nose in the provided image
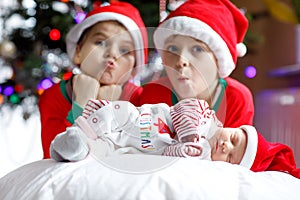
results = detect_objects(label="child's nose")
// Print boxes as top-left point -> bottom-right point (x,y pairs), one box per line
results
222,141 -> 233,153
105,45 -> 118,60
176,54 -> 189,68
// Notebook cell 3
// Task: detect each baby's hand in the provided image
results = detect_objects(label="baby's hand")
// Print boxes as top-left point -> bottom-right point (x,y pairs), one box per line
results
97,84 -> 122,101
180,134 -> 199,143
73,74 -> 100,107
184,144 -> 202,156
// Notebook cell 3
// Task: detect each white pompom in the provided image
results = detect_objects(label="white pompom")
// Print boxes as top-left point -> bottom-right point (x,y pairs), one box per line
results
236,43 -> 247,57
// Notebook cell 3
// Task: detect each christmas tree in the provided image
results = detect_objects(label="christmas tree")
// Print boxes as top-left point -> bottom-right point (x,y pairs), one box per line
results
0,0 -> 158,118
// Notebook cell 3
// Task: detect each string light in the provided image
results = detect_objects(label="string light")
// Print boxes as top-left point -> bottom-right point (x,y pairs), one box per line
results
3,86 -> 14,96
39,78 -> 54,90
49,29 -> 61,41
0,95 -> 3,105
9,93 -> 20,104
63,71 -> 73,80
75,12 -> 86,24
244,66 -> 257,78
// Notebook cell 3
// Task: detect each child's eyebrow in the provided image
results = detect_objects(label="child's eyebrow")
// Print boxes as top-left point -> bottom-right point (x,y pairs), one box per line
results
90,32 -> 107,39
90,32 -> 134,45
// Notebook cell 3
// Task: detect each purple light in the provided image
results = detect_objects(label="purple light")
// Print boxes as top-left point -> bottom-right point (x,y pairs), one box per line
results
3,86 -> 14,96
40,78 -> 53,90
75,12 -> 86,24
0,85 -> 2,93
244,66 -> 257,78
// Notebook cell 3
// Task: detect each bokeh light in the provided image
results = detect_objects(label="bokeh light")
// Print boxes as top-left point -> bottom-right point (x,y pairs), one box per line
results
14,84 -> 24,93
3,85 -> 14,96
49,29 -> 61,41
63,71 -> 73,80
39,77 -> 54,90
9,93 -> 20,104
244,66 -> 257,78
75,12 -> 86,24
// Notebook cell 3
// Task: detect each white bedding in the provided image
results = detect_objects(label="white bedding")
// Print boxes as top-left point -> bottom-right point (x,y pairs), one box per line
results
0,154 -> 299,200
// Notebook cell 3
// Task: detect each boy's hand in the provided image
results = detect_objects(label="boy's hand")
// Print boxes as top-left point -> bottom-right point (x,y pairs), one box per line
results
97,84 -> 122,101
73,73 -> 100,107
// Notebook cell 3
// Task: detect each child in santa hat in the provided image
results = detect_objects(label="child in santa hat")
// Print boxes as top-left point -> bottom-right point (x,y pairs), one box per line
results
140,0 -> 254,129
50,97 -> 300,178
39,1 -> 148,159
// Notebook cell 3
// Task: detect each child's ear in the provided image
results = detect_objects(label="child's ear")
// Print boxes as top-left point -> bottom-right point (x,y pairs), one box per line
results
73,46 -> 82,65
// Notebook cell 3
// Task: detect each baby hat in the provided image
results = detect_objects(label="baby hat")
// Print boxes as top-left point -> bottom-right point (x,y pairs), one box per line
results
66,1 -> 148,68
154,0 -> 248,78
239,125 -> 300,178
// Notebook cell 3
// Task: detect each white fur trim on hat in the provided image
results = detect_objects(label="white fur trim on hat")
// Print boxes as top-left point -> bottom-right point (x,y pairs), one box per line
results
153,16 -> 235,78
239,125 -> 258,168
66,12 -> 145,68
236,43 -> 247,57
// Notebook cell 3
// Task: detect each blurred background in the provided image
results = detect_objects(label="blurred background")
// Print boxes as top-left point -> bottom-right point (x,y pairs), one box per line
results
0,0 -> 300,177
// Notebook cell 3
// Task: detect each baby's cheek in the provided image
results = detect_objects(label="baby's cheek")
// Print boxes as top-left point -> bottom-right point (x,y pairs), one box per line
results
211,152 -> 226,162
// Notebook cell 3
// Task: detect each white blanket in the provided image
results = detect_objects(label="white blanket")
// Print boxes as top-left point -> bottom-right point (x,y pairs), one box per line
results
0,154 -> 300,200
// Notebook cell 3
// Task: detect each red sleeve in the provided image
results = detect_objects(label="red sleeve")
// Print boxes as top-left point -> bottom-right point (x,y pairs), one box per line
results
120,82 -> 143,106
38,83 -> 72,159
222,77 -> 254,127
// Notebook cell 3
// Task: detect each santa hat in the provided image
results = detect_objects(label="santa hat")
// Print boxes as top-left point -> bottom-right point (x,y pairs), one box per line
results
66,2 -> 148,69
239,125 -> 300,178
153,0 -> 248,78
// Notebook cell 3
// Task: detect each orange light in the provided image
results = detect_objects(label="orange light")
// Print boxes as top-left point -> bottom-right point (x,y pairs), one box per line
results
38,88 -> 45,95
0,95 -> 3,104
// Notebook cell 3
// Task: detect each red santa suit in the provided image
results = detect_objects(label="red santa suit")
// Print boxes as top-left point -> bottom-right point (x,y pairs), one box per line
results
140,76 -> 254,128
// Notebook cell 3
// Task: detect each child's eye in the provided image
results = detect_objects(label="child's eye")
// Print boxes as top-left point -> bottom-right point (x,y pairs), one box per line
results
95,40 -> 106,46
192,45 -> 204,53
120,47 -> 131,55
166,45 -> 178,53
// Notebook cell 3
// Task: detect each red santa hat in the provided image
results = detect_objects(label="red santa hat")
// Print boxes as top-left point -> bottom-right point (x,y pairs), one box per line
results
66,1 -> 148,69
240,125 -> 300,178
154,0 -> 248,78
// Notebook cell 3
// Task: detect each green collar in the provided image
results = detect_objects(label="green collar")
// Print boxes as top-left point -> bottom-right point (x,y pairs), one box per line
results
60,80 -> 72,103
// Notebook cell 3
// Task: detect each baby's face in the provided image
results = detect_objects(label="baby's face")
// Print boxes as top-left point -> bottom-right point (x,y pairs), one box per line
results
161,35 -> 218,101
208,128 -> 247,164
74,21 -> 136,85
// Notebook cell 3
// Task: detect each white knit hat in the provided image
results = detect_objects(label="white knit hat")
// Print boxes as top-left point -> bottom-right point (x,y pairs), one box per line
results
239,125 -> 258,168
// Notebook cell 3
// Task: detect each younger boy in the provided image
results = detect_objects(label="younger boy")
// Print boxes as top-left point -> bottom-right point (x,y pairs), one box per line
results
38,2 -> 148,158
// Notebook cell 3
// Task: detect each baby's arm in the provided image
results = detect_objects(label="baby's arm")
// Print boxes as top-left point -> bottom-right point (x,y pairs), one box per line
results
50,99 -> 115,162
50,126 -> 89,162
162,142 -> 202,157
162,138 -> 211,159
